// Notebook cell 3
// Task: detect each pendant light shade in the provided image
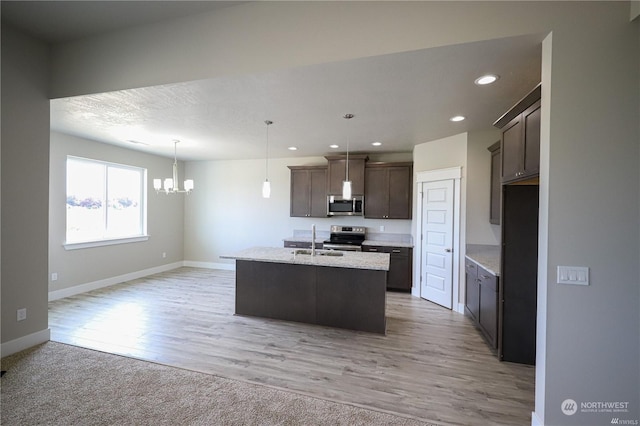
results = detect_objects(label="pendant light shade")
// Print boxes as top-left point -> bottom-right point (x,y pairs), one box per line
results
342,113 -> 354,199
263,120 -> 273,198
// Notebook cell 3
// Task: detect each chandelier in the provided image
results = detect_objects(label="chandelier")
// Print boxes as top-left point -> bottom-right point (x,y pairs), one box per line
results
153,140 -> 194,194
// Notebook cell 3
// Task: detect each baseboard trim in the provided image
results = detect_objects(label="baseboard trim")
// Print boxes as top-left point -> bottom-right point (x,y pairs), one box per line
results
1,328 -> 50,357
183,261 -> 236,271
531,410 -> 543,426
48,262 -> 184,301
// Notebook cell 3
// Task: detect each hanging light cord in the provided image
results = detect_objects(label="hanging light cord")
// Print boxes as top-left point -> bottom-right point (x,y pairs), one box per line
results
344,114 -> 354,182
265,120 -> 272,180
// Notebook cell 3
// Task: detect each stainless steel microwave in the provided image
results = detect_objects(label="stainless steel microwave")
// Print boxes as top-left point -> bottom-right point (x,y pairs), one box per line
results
327,195 -> 364,216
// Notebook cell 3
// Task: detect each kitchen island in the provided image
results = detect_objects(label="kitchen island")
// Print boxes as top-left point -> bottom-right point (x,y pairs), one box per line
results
220,247 -> 390,334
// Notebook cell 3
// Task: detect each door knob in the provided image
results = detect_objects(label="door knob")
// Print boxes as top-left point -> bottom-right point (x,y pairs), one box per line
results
445,248 -> 452,253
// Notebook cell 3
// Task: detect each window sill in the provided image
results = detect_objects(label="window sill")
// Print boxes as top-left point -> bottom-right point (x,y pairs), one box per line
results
64,235 -> 149,251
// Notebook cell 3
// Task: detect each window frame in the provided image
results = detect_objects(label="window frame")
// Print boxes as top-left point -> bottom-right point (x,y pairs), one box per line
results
64,156 -> 149,250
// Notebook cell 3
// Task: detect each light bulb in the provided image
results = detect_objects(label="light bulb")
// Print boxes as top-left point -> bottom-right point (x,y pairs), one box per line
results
262,180 -> 271,198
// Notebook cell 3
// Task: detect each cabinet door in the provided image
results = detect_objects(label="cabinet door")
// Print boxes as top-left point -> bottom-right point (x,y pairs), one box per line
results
464,260 -> 479,321
364,167 -> 387,218
290,167 -> 327,217
327,157 -> 366,195
363,245 -> 412,290
488,143 -> 501,225
290,169 -> 311,217
309,168 -> 328,217
387,167 -> 412,219
478,268 -> 498,349
522,101 -> 541,178
501,117 -> 523,183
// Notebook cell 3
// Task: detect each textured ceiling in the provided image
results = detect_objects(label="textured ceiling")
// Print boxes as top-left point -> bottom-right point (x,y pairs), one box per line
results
51,34 -> 542,161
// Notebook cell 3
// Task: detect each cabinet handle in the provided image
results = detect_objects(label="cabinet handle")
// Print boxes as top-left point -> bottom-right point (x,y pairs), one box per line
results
369,248 -> 378,252
479,275 -> 491,279
392,249 -> 401,253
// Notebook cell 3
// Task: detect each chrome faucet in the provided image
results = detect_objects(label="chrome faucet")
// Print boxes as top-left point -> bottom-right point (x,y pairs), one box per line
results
311,224 -> 316,256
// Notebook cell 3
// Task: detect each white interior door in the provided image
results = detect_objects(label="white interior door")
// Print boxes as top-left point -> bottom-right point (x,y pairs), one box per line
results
420,179 -> 454,309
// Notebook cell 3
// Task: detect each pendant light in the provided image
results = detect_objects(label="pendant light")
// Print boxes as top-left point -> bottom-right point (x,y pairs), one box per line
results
342,113 -> 354,199
153,140 -> 194,194
262,120 -> 273,198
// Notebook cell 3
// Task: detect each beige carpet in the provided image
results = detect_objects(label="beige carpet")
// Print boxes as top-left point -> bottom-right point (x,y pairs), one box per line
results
1,342 -> 435,425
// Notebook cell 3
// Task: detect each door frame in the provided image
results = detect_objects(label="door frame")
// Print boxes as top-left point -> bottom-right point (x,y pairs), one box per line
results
414,166 -> 463,313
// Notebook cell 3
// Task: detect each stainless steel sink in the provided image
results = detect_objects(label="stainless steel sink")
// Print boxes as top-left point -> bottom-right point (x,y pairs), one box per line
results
292,249 -> 343,257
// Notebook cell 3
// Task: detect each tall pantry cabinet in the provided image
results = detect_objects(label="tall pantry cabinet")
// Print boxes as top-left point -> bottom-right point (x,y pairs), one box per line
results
493,84 -> 541,365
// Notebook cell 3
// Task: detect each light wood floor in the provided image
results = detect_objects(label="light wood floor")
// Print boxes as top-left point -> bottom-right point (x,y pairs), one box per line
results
48,267 -> 534,426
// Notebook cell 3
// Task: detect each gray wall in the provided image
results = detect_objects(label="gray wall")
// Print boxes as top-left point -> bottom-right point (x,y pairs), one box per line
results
1,25 -> 51,347
48,132 -> 185,294
2,2 -> 639,425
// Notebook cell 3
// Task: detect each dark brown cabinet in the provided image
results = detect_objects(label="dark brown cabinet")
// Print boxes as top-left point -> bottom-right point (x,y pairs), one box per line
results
288,166 -> 327,217
362,245 -> 412,291
465,258 -> 498,350
283,241 -> 323,249
364,163 -> 413,219
464,259 -> 479,321
325,155 -> 367,195
494,84 -> 541,184
488,142 -> 501,225
500,184 -> 539,365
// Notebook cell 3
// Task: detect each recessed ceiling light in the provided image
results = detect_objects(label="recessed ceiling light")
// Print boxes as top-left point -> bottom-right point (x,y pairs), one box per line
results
474,74 -> 499,85
288,146 -> 298,151
450,115 -> 466,122
329,144 -> 339,149
371,142 -> 382,147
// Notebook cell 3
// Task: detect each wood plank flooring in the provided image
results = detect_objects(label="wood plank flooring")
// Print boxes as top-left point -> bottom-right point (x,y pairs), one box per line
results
48,267 -> 534,426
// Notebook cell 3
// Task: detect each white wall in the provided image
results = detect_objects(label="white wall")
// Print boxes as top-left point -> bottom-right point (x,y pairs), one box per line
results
49,132 -> 185,295
183,155 -> 412,268
412,133 -> 468,307
465,129 -> 501,245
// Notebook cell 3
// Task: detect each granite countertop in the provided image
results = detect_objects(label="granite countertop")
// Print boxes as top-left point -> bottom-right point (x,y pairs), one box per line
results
221,247 -> 390,271
465,244 -> 501,276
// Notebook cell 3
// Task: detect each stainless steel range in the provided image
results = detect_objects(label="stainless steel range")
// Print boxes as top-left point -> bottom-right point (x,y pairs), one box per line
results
323,225 -> 366,251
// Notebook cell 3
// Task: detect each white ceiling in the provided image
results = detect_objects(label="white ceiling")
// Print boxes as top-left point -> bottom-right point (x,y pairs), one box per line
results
4,1 -> 543,161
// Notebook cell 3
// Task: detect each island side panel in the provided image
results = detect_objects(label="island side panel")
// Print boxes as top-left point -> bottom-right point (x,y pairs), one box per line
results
235,260 -> 317,323
316,267 -> 387,334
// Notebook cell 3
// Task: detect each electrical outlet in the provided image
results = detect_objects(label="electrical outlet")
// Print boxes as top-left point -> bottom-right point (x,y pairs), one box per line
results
162,252 -> 167,258
379,225 -> 385,232
51,272 -> 58,281
17,308 -> 27,321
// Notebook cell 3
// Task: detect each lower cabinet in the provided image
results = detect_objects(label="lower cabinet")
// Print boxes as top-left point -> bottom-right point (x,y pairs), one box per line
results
362,245 -> 412,291
465,258 -> 498,349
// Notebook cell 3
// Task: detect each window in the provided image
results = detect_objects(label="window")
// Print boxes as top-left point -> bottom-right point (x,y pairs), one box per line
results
66,156 -> 147,248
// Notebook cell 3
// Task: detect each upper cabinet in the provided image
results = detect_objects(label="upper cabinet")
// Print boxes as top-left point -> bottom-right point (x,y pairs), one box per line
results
364,162 -> 413,219
288,166 -> 327,217
487,141 -> 501,225
494,84 -> 541,184
325,155 -> 368,195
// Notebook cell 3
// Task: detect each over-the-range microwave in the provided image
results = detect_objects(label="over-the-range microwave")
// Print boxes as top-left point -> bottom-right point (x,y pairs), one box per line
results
327,195 -> 364,216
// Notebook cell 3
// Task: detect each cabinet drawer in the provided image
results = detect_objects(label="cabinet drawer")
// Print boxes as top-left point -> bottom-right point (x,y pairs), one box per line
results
477,266 -> 497,291
465,259 -> 478,276
284,241 -> 312,249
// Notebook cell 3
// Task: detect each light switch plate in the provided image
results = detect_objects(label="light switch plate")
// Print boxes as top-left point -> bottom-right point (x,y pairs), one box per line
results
557,266 -> 589,285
